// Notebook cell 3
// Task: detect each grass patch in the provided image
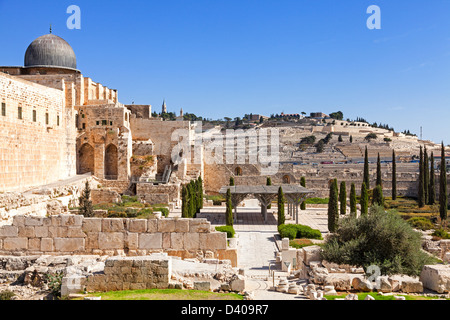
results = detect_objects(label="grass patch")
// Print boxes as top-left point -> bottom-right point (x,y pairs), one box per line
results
289,238 -> 315,249
324,292 -> 449,301
82,289 -> 243,300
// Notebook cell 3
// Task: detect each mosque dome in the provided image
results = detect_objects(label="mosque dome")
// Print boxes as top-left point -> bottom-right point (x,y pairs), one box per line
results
24,34 -> 77,70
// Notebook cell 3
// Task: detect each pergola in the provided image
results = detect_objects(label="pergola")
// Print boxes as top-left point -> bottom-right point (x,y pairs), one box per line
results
218,185 -> 314,223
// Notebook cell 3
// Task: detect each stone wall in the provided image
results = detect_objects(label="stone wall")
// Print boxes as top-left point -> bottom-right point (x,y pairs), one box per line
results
0,214 -> 236,266
91,189 -> 121,205
82,256 -> 170,292
0,72 -> 75,192
136,183 -> 180,205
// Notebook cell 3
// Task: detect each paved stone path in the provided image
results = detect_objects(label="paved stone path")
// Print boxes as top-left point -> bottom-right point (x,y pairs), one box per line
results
174,203 -> 329,300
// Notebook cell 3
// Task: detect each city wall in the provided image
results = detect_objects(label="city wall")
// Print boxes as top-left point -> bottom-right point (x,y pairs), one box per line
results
0,214 -> 237,266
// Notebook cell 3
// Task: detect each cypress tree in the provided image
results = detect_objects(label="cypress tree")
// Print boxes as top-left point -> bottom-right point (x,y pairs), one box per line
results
424,147 -> 429,204
188,182 -> 196,217
360,182 -> 369,216
372,184 -> 384,207
376,153 -> 382,187
277,186 -> 285,226
350,135 -> 353,143
439,143 -> 447,226
328,179 -> 339,233
181,186 -> 189,218
350,183 -> 357,217
197,176 -> 203,212
300,177 -> 306,210
229,176 -> 235,186
226,188 -> 233,226
79,180 -> 94,217
363,146 -> 370,189
429,152 -> 435,205
266,177 -> 272,186
392,150 -> 397,200
418,146 -> 425,208
339,181 -> 347,215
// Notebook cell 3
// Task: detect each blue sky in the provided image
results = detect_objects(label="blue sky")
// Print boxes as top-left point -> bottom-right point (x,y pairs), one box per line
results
1,0 -> 449,144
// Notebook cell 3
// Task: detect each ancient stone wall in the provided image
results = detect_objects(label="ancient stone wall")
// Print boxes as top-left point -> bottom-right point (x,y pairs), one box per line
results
82,256 -> 170,292
136,183 -> 180,205
0,72 -> 75,192
0,214 -> 235,265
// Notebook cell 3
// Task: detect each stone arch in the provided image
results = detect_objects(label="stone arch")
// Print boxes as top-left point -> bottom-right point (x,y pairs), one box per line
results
282,175 -> 291,184
78,143 -> 95,174
235,167 -> 242,176
104,144 -> 118,179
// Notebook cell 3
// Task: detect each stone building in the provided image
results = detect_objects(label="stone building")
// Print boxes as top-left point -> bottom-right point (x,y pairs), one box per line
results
0,32 -> 200,203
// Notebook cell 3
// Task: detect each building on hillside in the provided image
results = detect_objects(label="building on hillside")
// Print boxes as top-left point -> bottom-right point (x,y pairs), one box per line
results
309,112 -> 329,119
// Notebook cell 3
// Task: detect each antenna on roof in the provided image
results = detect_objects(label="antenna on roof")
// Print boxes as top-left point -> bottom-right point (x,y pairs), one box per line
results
49,24 -> 52,34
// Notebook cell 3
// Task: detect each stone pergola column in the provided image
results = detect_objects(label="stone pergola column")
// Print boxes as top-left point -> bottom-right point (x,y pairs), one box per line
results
254,193 -> 277,223
231,193 -> 247,223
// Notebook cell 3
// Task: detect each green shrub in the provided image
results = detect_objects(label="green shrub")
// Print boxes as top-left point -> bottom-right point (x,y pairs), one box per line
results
278,224 -> 323,240
153,207 -> 169,217
46,272 -> 64,298
137,208 -> 153,218
215,225 -> 235,238
0,290 -> 15,300
320,205 -> 437,276
407,217 -> 434,231
432,228 -> 450,239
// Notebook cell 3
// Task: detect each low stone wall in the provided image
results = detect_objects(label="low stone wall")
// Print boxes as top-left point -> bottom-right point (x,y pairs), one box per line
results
137,183 -> 180,205
82,256 -> 171,292
0,214 -> 236,266
91,189 -> 121,205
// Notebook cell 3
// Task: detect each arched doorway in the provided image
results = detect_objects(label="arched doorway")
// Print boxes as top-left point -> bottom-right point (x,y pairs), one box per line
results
283,175 -> 291,184
78,143 -> 95,174
235,167 -> 242,176
104,144 -> 118,180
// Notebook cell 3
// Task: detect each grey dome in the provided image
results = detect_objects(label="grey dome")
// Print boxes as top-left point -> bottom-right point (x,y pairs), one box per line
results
24,34 -> 77,70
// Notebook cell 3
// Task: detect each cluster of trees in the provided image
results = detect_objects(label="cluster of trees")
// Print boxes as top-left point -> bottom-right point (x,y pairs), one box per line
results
329,111 -> 343,120
181,177 -> 204,218
315,133 -> 333,153
417,143 -> 447,225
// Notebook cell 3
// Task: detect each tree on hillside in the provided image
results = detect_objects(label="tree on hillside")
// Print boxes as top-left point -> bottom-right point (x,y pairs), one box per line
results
330,111 -> 343,120
300,177 -> 306,210
439,143 -> 448,227
350,183 -> 357,217
418,146 -> 425,208
372,184 -> 384,207
392,150 -> 397,200
424,147 -> 429,205
376,153 -> 382,188
328,179 -> 339,233
363,147 -> 370,189
364,133 -> 377,142
429,152 -> 435,205
277,187 -> 285,226
79,180 -> 94,217
360,182 -> 369,216
339,181 -> 347,215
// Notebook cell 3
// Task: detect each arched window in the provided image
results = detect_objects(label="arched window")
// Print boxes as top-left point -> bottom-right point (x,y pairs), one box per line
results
235,167 -> 242,176
283,175 -> 291,184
